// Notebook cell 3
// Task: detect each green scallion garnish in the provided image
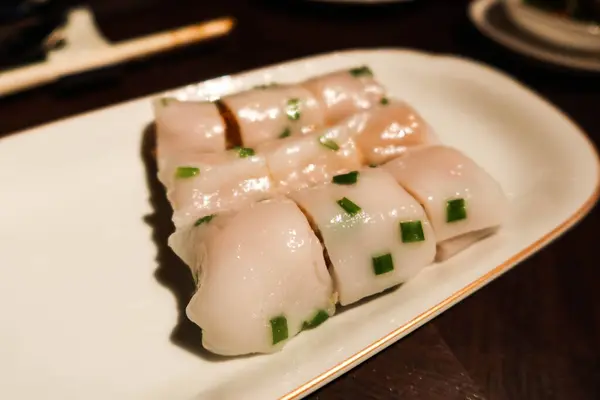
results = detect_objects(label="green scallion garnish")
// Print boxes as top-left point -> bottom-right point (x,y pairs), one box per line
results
372,253 -> 394,275
160,97 -> 175,107
369,164 -> 378,168
349,66 -> 373,77
319,136 -> 340,151
399,220 -> 425,243
337,197 -> 362,216
270,315 -> 288,345
302,310 -> 330,330
237,147 -> 255,158
380,97 -> 389,105
332,171 -> 359,185
286,98 -> 301,121
446,198 -> 467,223
279,128 -> 291,139
175,166 -> 199,179
194,214 -> 215,227
254,82 -> 279,89
191,269 -> 199,285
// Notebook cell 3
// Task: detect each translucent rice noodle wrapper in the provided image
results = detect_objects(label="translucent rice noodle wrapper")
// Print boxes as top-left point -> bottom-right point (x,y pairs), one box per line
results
256,112 -> 368,193
353,98 -> 439,166
382,145 -> 509,261
290,168 -> 436,306
220,84 -> 325,148
183,197 -> 336,356
302,66 -> 385,125
153,99 -> 226,174
165,150 -> 274,229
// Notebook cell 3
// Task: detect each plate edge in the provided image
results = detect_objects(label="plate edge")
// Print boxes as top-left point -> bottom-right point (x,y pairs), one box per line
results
280,162 -> 600,400
4,46 -> 596,137
5,47 -> 599,399
1,48 -> 433,138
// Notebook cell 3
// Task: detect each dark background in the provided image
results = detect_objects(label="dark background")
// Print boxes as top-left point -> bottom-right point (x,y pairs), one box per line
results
1,1 -> 599,399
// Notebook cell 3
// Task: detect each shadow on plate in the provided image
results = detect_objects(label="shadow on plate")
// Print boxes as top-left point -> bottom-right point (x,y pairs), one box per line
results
335,284 -> 402,316
141,122 -> 261,363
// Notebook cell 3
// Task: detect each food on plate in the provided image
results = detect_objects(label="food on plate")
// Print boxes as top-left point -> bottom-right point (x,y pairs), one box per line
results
353,98 -> 439,166
150,65 -> 509,356
153,98 -> 227,169
219,84 -> 326,148
302,65 -> 386,125
257,112 -> 368,193
183,197 -> 336,356
290,168 -> 436,305
164,149 -> 274,228
152,65 -> 389,157
159,98 -> 437,210
382,145 -> 508,261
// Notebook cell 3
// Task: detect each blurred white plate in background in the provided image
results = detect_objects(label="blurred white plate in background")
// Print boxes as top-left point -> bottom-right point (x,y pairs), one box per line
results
470,0 -> 600,72
504,0 -> 600,52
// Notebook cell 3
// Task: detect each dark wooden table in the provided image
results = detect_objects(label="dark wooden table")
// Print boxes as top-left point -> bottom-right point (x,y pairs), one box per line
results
1,0 -> 599,399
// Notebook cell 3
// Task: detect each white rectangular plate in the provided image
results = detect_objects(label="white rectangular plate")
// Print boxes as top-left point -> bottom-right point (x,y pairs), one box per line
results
0,49 -> 598,400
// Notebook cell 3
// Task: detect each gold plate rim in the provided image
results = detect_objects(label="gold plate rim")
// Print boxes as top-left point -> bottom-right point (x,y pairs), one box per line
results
282,172 -> 600,399
279,50 -> 600,399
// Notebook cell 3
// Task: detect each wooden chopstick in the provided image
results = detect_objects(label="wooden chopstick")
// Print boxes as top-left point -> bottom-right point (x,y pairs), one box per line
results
0,16 -> 235,97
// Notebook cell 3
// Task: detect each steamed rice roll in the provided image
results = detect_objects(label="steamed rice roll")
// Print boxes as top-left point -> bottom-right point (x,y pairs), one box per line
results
290,168 -> 436,306
184,197 -> 336,355
382,145 -> 508,261
220,84 -> 325,148
153,98 -> 227,166
166,149 -> 274,228
302,65 -> 385,125
354,98 -> 439,166
257,112 -> 368,193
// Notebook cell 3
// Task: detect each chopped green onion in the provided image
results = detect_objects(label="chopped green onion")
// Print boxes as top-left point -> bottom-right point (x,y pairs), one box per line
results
286,98 -> 301,121
337,197 -> 362,216
270,315 -> 288,345
302,310 -> 330,330
380,97 -> 389,105
175,166 -> 199,179
446,198 -> 467,223
191,269 -> 199,285
194,214 -> 215,227
318,136 -> 340,151
332,171 -> 359,185
399,220 -> 425,243
372,253 -> 394,275
279,127 -> 291,139
237,147 -> 255,158
254,82 -> 279,89
159,97 -> 175,107
349,65 -> 373,77
369,164 -> 378,168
